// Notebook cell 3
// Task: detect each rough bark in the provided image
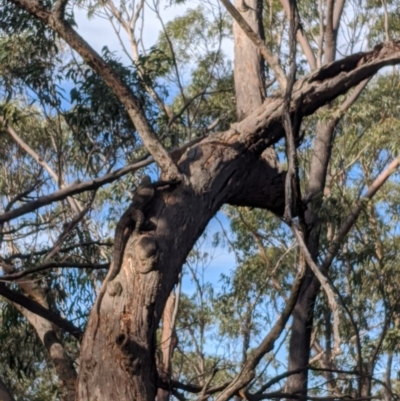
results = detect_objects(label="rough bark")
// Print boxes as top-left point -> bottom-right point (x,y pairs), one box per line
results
77,146 -> 286,400
76,40 -> 400,396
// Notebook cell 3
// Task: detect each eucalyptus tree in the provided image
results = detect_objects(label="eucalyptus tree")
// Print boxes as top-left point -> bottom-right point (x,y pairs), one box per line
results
0,0 -> 399,400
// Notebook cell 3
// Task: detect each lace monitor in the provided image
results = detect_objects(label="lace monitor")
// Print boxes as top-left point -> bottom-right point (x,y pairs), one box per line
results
93,175 -> 179,338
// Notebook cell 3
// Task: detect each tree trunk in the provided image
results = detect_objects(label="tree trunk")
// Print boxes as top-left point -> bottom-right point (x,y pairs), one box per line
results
74,16 -> 289,392
72,41 -> 400,397
3,1 -> 400,399
233,0 -> 265,120
233,5 -> 273,401
384,353 -> 393,401
360,362 -> 373,398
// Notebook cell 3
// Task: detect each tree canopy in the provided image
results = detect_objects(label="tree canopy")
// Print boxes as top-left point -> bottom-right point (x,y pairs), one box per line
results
0,0 -> 400,400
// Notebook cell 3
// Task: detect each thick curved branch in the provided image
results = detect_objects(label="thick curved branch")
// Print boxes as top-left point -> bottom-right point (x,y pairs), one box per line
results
0,282 -> 82,339
217,41 -> 400,152
9,0 -> 179,178
0,42 -> 398,227
182,43 -> 400,217
227,154 -> 286,215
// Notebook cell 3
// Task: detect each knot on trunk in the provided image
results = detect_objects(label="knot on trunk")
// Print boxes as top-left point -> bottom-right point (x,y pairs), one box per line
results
107,281 -> 123,297
115,333 -> 147,375
131,234 -> 160,274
